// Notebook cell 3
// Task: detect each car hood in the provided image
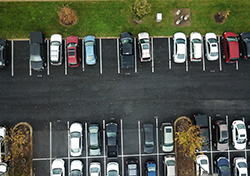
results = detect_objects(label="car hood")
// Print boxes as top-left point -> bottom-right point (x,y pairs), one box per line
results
67,36 -> 78,45
30,31 -> 43,44
84,35 -> 95,42
51,34 -> 62,43
120,32 -> 133,39
138,32 -> 149,40
31,61 -> 43,70
240,32 -> 250,39
71,160 -> 82,170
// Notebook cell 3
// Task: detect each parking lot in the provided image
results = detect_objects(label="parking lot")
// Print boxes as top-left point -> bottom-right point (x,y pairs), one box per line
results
1,36 -> 250,176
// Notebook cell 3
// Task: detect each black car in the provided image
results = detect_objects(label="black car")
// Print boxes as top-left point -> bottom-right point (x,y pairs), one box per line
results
126,159 -> 138,176
239,32 -> 250,59
30,31 -> 46,71
120,32 -> 134,68
106,122 -> 118,158
0,39 -> 7,68
143,123 -> 154,154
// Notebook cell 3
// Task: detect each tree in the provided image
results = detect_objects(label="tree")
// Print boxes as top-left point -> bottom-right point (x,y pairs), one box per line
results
131,0 -> 151,21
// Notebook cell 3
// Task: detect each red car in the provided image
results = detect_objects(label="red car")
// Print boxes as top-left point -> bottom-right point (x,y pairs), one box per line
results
222,31 -> 239,63
66,36 -> 80,67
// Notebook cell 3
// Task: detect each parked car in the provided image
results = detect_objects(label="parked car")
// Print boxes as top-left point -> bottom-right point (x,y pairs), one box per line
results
145,161 -> 156,176
88,124 -> 101,156
239,32 -> 250,59
66,36 -> 80,67
216,157 -> 230,176
107,162 -> 119,176
233,157 -> 248,176
161,123 -> 174,152
84,35 -> 97,65
231,120 -> 247,150
164,155 -> 176,176
0,162 -> 7,175
196,154 -> 209,176
70,122 -> 83,156
51,159 -> 65,176
0,127 -> 6,145
0,39 -> 7,68
143,123 -> 154,154
30,31 -> 46,71
50,34 -> 62,66
70,160 -> 83,176
138,32 -> 151,62
106,122 -> 118,158
190,32 -> 203,62
120,32 -> 134,68
126,159 -> 138,176
222,31 -> 239,63
90,162 -> 101,176
173,32 -> 186,63
205,33 -> 219,61
214,120 -> 229,150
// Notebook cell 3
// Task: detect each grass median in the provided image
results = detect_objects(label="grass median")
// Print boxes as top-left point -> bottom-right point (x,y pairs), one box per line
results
0,0 -> 249,39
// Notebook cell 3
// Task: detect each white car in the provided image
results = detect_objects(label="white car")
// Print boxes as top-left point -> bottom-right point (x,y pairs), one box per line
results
231,120 -> 247,150
196,154 -> 209,176
164,155 -> 176,176
50,34 -> 62,65
90,162 -> 101,176
161,123 -> 174,152
70,122 -> 83,156
0,127 -> 6,144
138,32 -> 151,62
0,162 -> 7,175
173,32 -> 186,63
107,162 -> 119,176
205,33 -> 218,61
190,32 -> 203,62
233,157 -> 248,176
70,160 -> 83,176
51,159 -> 65,176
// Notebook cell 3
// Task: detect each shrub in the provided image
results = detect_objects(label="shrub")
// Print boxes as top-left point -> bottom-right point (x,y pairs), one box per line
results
131,0 -> 151,21
57,5 -> 77,26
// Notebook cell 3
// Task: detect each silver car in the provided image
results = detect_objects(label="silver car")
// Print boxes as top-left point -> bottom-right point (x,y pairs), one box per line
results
88,124 -> 101,156
214,120 -> 229,150
90,162 -> 101,176
205,33 -> 218,61
164,155 -> 176,176
138,32 -> 151,62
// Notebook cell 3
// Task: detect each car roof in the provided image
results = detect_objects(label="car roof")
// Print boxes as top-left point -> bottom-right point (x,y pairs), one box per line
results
30,31 -> 43,44
195,114 -> 208,127
30,44 -> 40,55
228,41 -> 239,58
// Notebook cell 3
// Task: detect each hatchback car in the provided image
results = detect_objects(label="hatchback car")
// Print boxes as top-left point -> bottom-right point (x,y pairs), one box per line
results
239,32 -> 250,59
88,124 -> 101,156
0,39 -> 7,68
217,157 -> 230,176
205,33 -> 219,61
51,159 -> 65,176
190,32 -> 203,62
0,127 -> 6,145
70,122 -> 83,156
145,161 -> 156,176
161,123 -> 174,152
84,35 -> 97,65
164,155 -> 176,176
214,120 -> 229,151
196,154 -> 209,176
30,31 -> 46,71
107,162 -> 119,176
66,36 -> 80,67
143,123 -> 154,154
233,157 -> 248,176
222,31 -> 239,63
70,160 -> 83,176
173,32 -> 186,63
138,32 -> 151,62
50,34 -> 62,66
126,159 -> 138,176
0,162 -> 7,175
120,32 -> 134,68
90,162 -> 101,176
231,120 -> 247,150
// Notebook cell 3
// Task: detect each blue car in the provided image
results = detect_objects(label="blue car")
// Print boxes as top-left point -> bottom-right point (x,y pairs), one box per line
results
217,157 -> 230,176
146,161 -> 156,176
84,35 -> 97,65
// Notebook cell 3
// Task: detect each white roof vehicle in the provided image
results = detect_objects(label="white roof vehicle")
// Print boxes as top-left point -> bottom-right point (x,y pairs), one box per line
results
70,122 -> 83,156
173,32 -> 186,63
190,32 -> 203,62
70,160 -> 83,176
51,159 -> 65,176
138,32 -> 151,62
196,155 -> 209,176
0,127 -> 6,144
231,120 -> 247,150
107,162 -> 119,176
164,155 -> 176,176
90,162 -> 101,176
50,34 -> 62,65
161,123 -> 174,152
0,162 -> 7,175
233,157 -> 248,176
205,33 -> 218,61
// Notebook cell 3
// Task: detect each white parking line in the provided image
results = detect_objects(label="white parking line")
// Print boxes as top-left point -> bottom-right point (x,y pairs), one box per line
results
226,115 -> 230,169
186,58 -> 188,72
67,121 -> 70,176
218,37 -> 222,71
29,60 -> 32,76
134,39 -> 137,73
138,121 -> 142,176
168,37 -> 171,70
202,42 -> 205,72
236,61 -> 239,70
121,119 -> 124,176
242,117 -> 247,159
47,40 -> 50,75
85,123 -> 88,176
117,38 -> 120,74
103,120 -> 106,176
209,116 -> 213,173
151,38 -> 154,73
155,117 -> 159,176
64,40 -> 67,75
50,122 -> 52,175
11,41 -> 14,76
82,39 -> 85,72
100,39 -> 103,74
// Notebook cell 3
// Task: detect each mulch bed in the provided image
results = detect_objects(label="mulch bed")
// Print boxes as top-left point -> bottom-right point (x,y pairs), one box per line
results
214,12 -> 226,24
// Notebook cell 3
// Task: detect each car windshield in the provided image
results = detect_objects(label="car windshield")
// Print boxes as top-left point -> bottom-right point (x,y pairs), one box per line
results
68,43 -> 77,47
90,167 -> 99,173
201,159 -> 207,164
238,162 -> 247,168
219,138 -> 228,143
208,38 -> 217,43
176,39 -> 185,44
53,168 -> 62,174
30,54 -> 42,62
0,137 -> 3,143
86,55 -> 94,61
237,124 -> 245,129
51,41 -> 60,46
210,52 -> 218,57
145,141 -> 154,147
121,38 -> 133,44
219,165 -> 230,172
193,39 -> 201,43
140,38 -> 149,43
164,142 -> 173,146
0,45 -> 4,50
70,170 -> 81,176
177,54 -> 185,59
108,170 -> 117,176
147,166 -> 156,172
71,132 -> 80,138
85,41 -> 94,46
237,138 -> 246,144
227,36 -> 238,42
243,37 -> 250,42
167,160 -> 175,166
107,131 -> 117,138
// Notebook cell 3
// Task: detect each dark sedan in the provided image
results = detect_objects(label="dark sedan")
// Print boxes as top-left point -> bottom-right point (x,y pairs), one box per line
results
0,39 -> 7,68
120,32 -> 134,68
143,123 -> 154,154
239,32 -> 250,59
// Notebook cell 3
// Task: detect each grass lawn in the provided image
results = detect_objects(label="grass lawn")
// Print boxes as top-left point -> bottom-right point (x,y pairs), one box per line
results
0,0 -> 249,39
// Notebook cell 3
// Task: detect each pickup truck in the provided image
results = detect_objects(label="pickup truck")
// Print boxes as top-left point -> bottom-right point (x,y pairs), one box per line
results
106,122 -> 118,158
